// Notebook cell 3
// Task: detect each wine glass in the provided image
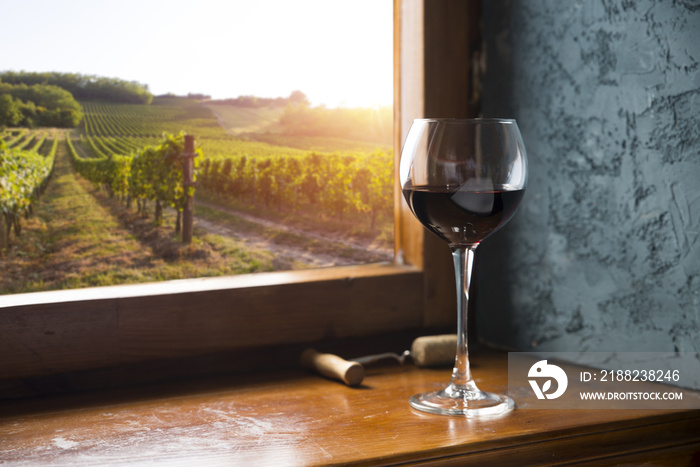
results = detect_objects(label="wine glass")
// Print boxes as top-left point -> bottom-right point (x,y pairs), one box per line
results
400,118 -> 527,416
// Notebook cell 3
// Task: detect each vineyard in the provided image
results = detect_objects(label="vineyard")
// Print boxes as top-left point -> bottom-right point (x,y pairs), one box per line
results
0,96 -> 394,293
75,97 -> 394,233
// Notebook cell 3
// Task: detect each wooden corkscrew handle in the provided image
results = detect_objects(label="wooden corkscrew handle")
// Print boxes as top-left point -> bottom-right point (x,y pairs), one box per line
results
300,349 -> 365,386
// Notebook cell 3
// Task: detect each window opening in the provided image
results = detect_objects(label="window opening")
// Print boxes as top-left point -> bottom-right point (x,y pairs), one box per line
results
0,0 -> 394,295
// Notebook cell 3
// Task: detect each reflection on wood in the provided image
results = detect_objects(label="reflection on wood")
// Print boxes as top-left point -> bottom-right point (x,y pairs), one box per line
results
1,351 -> 698,465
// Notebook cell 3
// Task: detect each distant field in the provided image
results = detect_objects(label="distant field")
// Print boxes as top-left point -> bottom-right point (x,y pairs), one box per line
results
205,104 -> 285,134
78,97 -> 388,155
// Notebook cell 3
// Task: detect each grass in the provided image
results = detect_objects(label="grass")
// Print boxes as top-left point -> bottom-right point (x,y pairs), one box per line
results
0,139 -> 277,295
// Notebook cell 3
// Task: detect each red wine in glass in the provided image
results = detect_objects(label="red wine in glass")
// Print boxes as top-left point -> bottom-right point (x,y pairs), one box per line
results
402,185 -> 525,247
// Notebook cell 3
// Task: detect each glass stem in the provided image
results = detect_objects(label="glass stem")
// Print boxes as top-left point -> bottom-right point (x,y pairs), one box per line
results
449,246 -> 479,392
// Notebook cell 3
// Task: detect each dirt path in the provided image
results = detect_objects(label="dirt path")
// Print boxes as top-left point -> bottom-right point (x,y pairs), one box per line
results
206,107 -> 236,136
193,200 -> 393,268
194,217 -> 347,268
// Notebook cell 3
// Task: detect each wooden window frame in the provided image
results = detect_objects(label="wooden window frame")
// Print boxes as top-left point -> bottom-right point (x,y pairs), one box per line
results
0,0 -> 481,393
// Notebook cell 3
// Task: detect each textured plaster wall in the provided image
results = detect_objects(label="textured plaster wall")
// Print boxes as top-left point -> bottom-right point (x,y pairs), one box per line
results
475,0 -> 700,356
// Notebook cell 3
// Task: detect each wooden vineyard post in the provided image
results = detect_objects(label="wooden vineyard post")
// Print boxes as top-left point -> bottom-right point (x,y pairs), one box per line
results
181,134 -> 196,244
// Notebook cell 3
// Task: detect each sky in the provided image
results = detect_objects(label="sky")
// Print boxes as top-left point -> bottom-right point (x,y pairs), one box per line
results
0,0 -> 393,108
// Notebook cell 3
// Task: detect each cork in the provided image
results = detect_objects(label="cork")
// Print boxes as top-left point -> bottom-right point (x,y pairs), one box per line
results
410,334 -> 457,367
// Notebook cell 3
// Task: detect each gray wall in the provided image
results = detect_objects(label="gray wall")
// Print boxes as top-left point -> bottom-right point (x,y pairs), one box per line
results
476,0 -> 700,355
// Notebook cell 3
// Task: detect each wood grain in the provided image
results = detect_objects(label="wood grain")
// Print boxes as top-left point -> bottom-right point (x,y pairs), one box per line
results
0,264 -> 422,383
1,351 -> 697,466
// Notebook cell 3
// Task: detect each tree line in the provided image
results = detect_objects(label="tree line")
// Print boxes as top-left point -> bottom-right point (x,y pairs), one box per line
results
208,90 -> 310,108
0,71 -> 153,104
0,71 -> 155,129
0,83 -> 82,128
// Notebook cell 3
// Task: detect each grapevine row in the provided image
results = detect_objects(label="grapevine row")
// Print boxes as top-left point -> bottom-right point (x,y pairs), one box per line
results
0,136 -> 58,248
81,100 -> 225,139
199,150 -> 392,229
67,132 -> 200,230
2,130 -> 29,148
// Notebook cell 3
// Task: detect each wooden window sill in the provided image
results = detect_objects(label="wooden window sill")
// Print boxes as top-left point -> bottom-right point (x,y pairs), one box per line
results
0,263 -> 428,393
2,350 -> 699,465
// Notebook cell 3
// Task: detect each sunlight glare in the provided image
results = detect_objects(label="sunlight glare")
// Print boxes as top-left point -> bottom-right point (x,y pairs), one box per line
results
0,0 -> 393,108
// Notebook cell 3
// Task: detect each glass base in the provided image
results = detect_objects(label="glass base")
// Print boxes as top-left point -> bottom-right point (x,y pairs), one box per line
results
409,383 -> 514,417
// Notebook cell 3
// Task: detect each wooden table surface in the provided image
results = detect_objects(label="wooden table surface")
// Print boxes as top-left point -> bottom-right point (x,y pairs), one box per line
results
1,351 -> 699,466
